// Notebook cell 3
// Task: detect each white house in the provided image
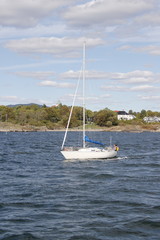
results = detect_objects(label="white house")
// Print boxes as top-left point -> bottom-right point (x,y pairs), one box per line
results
143,116 -> 160,123
116,111 -> 136,121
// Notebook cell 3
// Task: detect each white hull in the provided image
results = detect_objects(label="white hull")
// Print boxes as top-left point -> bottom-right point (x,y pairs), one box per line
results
61,147 -> 117,160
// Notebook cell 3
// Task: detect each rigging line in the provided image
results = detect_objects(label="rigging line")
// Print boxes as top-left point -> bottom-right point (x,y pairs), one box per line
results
61,66 -> 83,150
83,41 -> 86,148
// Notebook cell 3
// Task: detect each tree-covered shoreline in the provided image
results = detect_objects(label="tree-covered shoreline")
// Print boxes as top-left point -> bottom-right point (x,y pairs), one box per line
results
0,103 -> 160,132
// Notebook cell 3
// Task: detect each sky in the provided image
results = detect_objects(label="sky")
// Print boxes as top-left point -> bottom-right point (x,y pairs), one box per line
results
0,0 -> 160,112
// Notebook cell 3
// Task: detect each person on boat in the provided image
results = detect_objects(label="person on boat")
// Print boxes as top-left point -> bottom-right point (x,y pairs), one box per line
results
114,144 -> 119,151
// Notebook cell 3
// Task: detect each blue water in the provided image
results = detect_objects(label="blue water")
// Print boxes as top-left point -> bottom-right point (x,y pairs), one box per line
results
0,131 -> 160,240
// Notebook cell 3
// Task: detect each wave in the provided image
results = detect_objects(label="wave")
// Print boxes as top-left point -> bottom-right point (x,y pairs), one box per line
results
64,156 -> 128,163
1,233 -> 41,240
68,235 -> 100,240
116,156 -> 128,160
125,218 -> 160,229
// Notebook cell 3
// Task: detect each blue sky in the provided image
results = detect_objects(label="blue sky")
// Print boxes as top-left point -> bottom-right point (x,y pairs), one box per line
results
0,0 -> 160,112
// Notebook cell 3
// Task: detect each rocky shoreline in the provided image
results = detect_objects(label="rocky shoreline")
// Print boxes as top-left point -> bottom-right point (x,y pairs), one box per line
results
0,122 -> 160,132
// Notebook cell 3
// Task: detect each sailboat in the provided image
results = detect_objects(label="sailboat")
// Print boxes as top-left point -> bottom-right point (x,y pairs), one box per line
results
61,42 -> 118,160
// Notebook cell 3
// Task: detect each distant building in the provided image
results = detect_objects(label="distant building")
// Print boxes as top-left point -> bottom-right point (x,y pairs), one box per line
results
115,111 -> 136,120
143,116 -> 160,123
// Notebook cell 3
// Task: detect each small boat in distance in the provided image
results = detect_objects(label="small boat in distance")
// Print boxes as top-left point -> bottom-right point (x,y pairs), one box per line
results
61,42 -> 119,160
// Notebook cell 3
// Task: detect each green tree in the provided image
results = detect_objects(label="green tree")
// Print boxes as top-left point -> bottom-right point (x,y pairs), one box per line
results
137,109 -> 147,119
94,109 -> 118,127
0,106 -> 15,122
86,109 -> 94,123
45,107 -> 60,123
147,110 -> 155,117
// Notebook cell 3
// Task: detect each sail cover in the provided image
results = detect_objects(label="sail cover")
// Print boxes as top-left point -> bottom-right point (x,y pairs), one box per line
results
85,136 -> 105,146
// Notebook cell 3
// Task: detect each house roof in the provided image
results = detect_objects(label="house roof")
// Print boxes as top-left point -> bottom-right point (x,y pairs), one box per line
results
117,111 -> 128,115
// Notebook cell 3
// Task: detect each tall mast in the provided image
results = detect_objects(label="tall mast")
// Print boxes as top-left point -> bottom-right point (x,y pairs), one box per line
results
83,42 -> 86,148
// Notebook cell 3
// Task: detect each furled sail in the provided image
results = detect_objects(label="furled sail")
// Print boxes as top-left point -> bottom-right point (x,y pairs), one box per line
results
85,136 -> 105,146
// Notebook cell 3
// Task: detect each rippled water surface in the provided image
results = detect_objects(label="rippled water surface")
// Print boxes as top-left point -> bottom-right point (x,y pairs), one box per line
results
0,131 -> 160,240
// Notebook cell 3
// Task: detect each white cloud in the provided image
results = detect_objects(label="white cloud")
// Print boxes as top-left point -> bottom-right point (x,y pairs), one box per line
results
138,45 -> 160,55
60,70 -> 80,79
62,69 -> 156,84
123,77 -> 152,84
64,0 -> 155,27
0,0 -> 159,45
112,70 -> 155,84
115,24 -> 160,43
119,45 -> 132,51
140,95 -> 160,100
60,70 -> 110,79
134,11 -> 160,27
14,71 -> 55,80
0,96 -> 19,102
39,81 -> 57,87
102,85 -> 128,92
5,37 -> 104,57
0,0 -> 75,27
0,24 -> 67,39
39,80 -> 75,88
101,94 -> 111,98
109,70 -> 153,80
131,84 -> 157,91
0,60 -> 79,71
61,92 -> 111,107
119,44 -> 160,55
102,83 -> 159,93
